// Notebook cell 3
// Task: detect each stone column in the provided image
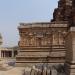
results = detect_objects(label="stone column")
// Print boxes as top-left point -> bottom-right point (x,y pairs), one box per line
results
2,51 -> 4,58
3,51 -> 5,58
12,50 -> 14,58
65,27 -> 75,75
1,51 -> 3,58
0,49 -> 1,58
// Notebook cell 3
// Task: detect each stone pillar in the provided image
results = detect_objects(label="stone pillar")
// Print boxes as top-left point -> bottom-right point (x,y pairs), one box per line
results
65,27 -> 75,75
2,51 -> 4,58
1,51 -> 3,58
0,49 -> 1,58
12,50 -> 14,57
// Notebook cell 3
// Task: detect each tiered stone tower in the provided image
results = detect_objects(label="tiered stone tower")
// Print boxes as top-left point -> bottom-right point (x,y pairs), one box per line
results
52,0 -> 72,21
52,0 -> 75,25
16,0 -> 75,75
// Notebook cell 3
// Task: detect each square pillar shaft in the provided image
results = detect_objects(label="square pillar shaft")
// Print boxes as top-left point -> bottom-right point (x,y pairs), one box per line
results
65,27 -> 75,75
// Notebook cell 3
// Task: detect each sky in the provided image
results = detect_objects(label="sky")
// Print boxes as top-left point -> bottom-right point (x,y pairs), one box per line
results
0,0 -> 58,47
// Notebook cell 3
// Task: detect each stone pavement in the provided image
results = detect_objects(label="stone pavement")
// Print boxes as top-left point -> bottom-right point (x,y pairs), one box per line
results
0,67 -> 25,75
0,59 -> 25,75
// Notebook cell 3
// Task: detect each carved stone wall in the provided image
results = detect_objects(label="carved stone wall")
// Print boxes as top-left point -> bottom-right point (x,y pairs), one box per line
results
18,24 -> 67,48
16,22 -> 68,67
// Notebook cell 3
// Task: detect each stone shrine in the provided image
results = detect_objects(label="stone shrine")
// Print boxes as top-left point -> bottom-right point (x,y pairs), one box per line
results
16,0 -> 75,75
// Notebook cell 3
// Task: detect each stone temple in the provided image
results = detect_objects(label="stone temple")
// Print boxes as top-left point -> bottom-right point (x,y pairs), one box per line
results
16,0 -> 75,75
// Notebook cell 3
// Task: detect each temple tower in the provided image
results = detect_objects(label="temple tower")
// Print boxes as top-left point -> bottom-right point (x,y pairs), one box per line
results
52,0 -> 75,26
